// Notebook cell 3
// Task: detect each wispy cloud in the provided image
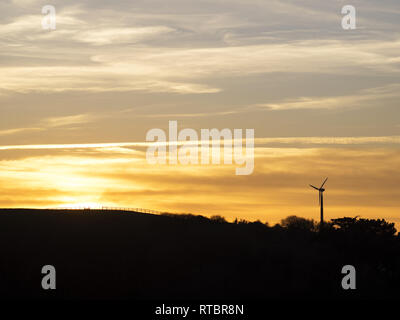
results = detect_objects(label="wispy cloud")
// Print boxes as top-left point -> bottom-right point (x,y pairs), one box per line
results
0,127 -> 43,136
72,26 -> 175,45
255,84 -> 400,110
0,64 -> 222,94
1,136 -> 400,151
43,114 -> 92,127
1,39 -> 399,95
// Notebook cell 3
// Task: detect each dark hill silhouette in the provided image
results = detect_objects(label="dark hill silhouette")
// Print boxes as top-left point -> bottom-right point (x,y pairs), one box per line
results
0,209 -> 399,300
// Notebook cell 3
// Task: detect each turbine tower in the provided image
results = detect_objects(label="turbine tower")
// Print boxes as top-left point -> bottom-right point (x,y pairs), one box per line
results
309,177 -> 328,226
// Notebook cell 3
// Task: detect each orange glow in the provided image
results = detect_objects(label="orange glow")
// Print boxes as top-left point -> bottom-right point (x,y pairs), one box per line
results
0,144 -> 399,229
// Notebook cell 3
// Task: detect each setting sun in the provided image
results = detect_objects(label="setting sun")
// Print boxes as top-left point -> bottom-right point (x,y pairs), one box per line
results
56,202 -> 105,210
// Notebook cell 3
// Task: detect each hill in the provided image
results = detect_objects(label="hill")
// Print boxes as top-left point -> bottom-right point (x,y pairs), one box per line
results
0,209 -> 399,300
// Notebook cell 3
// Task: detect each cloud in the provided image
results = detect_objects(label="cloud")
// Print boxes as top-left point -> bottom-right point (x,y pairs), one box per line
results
0,64 -> 222,94
43,114 -> 92,127
255,84 -> 400,110
0,11 -> 83,37
92,39 -> 400,78
0,127 -> 44,136
137,110 -> 240,118
72,26 -> 175,45
1,38 -> 399,95
256,136 -> 400,146
1,135 -> 400,151
1,1 -> 399,96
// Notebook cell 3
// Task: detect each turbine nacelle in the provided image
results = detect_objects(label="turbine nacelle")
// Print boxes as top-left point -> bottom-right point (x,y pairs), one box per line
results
309,177 -> 328,192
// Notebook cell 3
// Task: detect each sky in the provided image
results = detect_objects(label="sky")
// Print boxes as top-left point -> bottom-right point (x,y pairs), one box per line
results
0,0 -> 400,227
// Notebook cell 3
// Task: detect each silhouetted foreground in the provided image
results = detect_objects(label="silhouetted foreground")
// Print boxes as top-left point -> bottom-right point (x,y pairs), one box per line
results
0,209 -> 399,300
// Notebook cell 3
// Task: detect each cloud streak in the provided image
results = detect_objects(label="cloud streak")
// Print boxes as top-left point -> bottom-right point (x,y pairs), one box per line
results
1,135 -> 400,151
255,84 -> 400,110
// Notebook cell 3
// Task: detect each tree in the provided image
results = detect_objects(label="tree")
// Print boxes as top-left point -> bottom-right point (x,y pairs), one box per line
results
331,217 -> 396,237
210,215 -> 227,223
280,215 -> 317,232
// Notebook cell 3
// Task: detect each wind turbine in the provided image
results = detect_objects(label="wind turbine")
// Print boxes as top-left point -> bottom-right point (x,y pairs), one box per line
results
309,177 -> 328,226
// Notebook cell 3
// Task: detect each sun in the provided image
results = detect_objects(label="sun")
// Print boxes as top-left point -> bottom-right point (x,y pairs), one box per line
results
58,202 -> 104,209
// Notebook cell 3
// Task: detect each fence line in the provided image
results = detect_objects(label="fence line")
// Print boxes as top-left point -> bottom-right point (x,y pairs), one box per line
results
48,206 -> 164,215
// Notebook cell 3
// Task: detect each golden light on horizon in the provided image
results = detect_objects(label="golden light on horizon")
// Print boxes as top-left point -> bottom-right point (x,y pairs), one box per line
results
56,202 -> 104,209
0,143 -> 399,229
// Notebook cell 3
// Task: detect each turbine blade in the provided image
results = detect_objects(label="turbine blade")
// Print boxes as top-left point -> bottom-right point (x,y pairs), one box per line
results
310,184 -> 319,190
319,191 -> 321,206
320,177 -> 328,188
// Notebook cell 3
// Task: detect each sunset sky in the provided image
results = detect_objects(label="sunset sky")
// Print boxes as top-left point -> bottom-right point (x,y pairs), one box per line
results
1,0 -> 400,226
